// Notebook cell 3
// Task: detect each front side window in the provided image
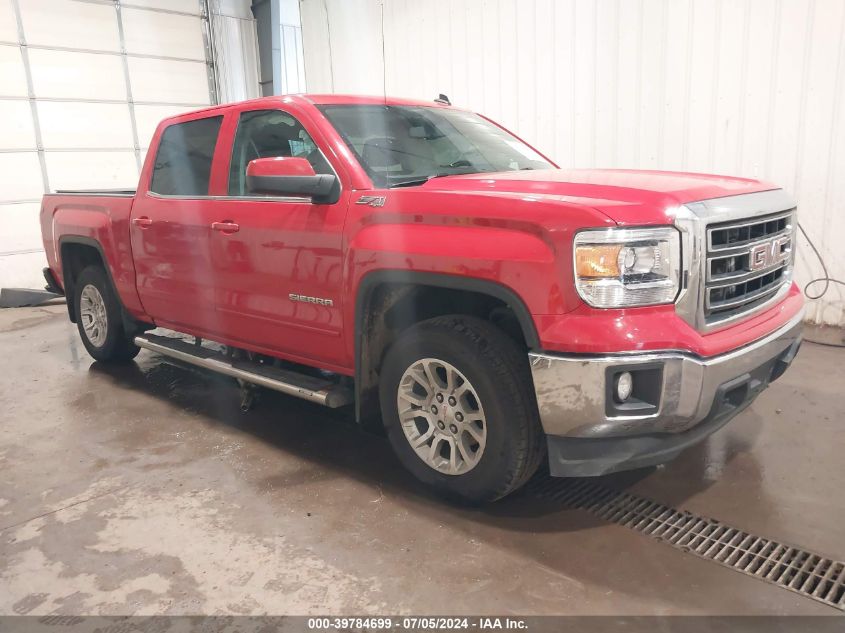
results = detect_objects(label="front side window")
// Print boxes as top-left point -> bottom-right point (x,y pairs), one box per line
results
318,105 -> 554,188
228,109 -> 334,196
150,116 -> 223,196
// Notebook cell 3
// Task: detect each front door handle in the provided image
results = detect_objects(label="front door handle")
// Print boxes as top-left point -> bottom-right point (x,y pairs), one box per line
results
132,216 -> 152,228
211,221 -> 240,233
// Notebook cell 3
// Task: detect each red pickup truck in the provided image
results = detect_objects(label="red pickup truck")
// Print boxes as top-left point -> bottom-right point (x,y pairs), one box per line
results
40,94 -> 803,503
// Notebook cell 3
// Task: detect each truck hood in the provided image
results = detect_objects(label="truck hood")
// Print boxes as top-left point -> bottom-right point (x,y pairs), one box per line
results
420,168 -> 778,225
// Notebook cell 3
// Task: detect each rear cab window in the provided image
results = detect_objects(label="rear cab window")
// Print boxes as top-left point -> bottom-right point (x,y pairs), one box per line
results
150,116 -> 223,196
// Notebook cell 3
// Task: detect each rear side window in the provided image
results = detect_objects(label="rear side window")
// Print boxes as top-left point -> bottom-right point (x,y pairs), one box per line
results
150,116 -> 223,196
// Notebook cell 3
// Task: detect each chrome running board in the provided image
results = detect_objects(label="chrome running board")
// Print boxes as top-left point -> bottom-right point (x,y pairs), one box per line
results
134,333 -> 353,408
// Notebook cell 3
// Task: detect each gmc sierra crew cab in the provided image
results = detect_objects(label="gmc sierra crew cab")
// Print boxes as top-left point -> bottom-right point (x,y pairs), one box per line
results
40,94 -> 804,503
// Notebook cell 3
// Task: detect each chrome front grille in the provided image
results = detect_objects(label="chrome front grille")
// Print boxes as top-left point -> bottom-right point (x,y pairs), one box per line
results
704,209 -> 795,323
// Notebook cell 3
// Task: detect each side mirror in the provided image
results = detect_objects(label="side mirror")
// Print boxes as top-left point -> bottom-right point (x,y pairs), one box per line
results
246,157 -> 339,204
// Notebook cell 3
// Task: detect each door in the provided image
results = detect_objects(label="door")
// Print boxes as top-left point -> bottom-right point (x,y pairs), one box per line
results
130,115 -> 226,334
205,107 -> 347,368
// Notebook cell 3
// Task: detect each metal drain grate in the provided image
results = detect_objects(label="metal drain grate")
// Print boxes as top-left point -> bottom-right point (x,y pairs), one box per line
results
527,477 -> 845,611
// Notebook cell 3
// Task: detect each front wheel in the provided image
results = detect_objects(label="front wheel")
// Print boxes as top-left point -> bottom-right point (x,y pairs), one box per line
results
74,265 -> 140,362
379,316 -> 545,503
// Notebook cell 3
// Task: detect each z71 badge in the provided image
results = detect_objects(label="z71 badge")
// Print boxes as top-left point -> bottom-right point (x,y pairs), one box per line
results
355,195 -> 386,207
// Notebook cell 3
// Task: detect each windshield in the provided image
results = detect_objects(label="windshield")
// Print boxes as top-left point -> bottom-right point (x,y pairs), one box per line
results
317,105 -> 554,188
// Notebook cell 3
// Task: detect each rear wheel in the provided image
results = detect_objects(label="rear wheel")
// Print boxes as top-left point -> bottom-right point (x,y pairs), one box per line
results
74,265 -> 140,362
379,315 -> 545,503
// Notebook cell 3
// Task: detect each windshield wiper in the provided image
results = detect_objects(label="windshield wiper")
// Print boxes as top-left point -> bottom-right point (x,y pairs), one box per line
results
390,177 -> 434,188
389,169 -> 489,188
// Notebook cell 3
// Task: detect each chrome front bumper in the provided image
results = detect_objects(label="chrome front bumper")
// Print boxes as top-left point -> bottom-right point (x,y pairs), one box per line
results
528,310 -> 804,439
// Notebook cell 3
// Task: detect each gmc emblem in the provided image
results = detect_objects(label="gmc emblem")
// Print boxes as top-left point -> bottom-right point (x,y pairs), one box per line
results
749,236 -> 791,271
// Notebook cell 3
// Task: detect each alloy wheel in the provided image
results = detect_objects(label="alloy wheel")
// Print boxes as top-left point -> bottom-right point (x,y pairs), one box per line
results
79,284 -> 108,347
396,358 -> 487,475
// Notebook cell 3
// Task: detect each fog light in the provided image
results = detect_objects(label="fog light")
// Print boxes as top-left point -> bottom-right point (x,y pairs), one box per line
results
615,371 -> 633,402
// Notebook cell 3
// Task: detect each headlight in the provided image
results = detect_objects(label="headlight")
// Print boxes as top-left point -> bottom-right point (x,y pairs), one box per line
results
573,227 -> 681,308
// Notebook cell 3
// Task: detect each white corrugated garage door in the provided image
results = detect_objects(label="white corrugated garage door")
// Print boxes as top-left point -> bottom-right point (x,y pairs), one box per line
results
0,0 -> 215,290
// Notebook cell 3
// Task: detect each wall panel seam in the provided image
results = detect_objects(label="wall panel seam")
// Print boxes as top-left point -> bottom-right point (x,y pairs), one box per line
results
818,0 -> 845,323
634,0 -> 644,166
10,0 -> 50,194
115,0 -> 143,172
681,0 -> 694,168
657,0 -> 669,168
707,0 -> 722,170
17,44 -> 207,64
735,0 -> 751,172
792,0 -> 816,197
120,3 -> 201,18
763,0 -> 783,177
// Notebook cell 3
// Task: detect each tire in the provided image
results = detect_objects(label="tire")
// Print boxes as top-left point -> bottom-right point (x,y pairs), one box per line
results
379,315 -> 545,503
74,265 -> 140,363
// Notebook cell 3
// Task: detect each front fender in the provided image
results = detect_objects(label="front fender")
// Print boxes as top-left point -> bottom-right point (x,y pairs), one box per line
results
344,221 -> 571,383
346,222 -> 562,314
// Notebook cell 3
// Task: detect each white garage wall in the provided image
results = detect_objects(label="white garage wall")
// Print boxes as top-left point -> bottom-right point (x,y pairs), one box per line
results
0,0 -> 217,291
209,0 -> 262,103
301,0 -> 845,327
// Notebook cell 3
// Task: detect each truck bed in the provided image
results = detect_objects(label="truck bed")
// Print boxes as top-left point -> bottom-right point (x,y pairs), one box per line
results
40,190 -> 141,315
50,189 -> 136,197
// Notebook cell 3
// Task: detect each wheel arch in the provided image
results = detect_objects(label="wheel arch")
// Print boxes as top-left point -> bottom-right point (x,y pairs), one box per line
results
353,270 -> 540,424
59,236 -> 112,323
58,236 -> 149,336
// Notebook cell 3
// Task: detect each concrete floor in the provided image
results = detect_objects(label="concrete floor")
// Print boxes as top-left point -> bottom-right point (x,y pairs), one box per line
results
1,304 -> 843,616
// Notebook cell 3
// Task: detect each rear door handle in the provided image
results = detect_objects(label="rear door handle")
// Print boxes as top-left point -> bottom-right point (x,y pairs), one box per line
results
211,221 -> 240,233
132,216 -> 152,228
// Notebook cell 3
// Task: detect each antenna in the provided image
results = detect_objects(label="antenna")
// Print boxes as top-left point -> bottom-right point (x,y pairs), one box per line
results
434,94 -> 451,105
